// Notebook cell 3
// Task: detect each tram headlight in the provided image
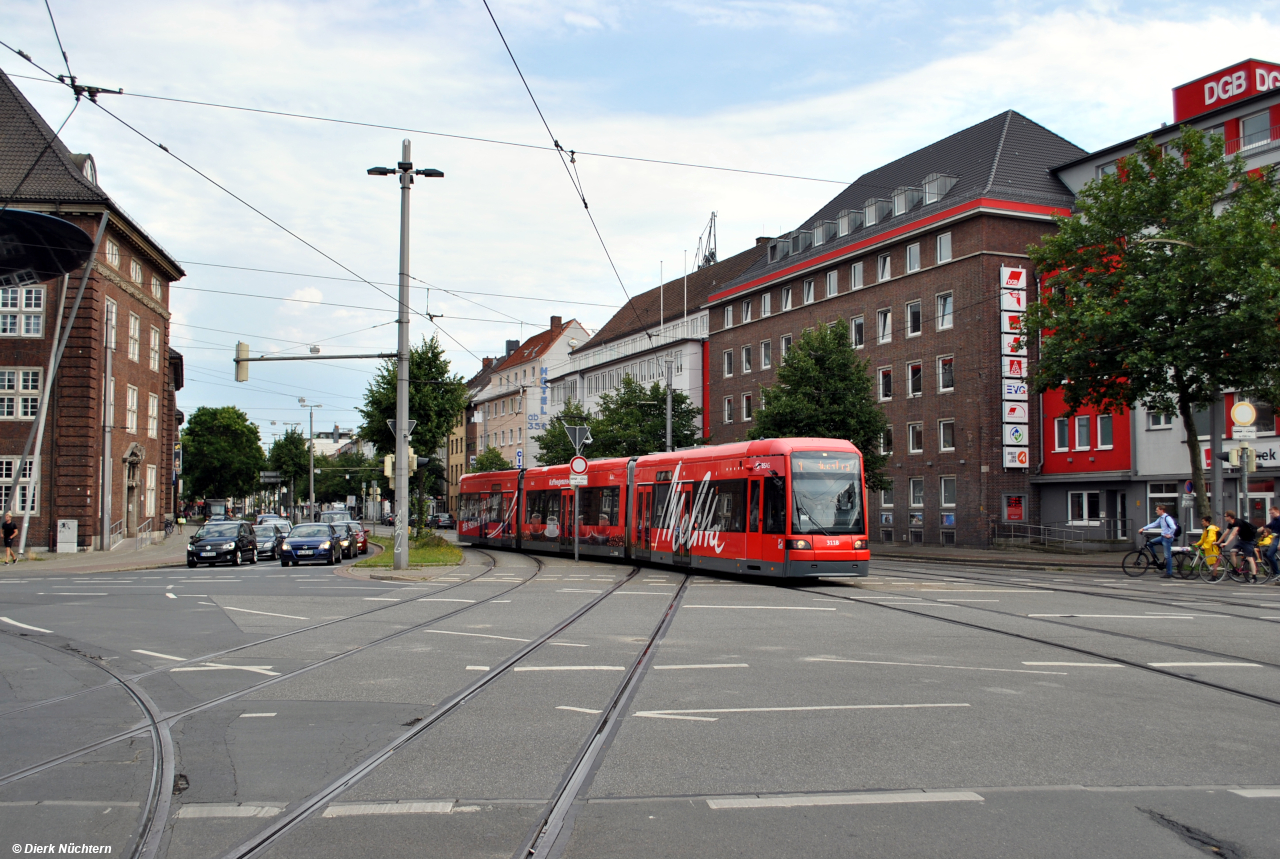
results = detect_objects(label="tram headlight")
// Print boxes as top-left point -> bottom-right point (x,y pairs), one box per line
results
787,539 -> 812,550
853,539 -> 867,550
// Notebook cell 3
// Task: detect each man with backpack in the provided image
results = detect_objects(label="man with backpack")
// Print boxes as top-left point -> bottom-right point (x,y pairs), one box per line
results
1220,511 -> 1260,583
1141,504 -> 1179,578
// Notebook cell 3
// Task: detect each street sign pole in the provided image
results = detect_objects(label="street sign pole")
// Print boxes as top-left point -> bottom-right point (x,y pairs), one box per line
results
573,485 -> 579,563
564,427 -> 593,564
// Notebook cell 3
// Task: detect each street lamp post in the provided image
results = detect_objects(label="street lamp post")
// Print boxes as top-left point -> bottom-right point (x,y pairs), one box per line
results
299,400 -> 322,521
368,140 -> 443,571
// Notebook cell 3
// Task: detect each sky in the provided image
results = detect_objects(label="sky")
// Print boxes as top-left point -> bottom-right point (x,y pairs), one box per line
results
5,0 -> 1280,447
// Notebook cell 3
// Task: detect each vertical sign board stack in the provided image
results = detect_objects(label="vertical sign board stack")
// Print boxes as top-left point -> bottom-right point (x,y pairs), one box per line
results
1000,267 -> 1030,471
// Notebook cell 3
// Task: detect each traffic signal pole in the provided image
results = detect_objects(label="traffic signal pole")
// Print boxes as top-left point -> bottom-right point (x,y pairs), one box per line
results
394,141 -> 413,571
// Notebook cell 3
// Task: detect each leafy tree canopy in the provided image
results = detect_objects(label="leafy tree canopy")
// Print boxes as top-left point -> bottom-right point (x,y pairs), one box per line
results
531,398 -> 592,466
357,335 -> 468,462
1025,127 -> 1280,518
267,428 -> 309,485
747,320 -> 889,490
470,447 -> 513,473
181,406 -> 265,500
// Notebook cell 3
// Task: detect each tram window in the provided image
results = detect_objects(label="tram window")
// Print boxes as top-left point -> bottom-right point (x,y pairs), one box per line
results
707,480 -> 747,533
578,487 -> 620,528
763,477 -> 787,534
749,481 -> 760,532
653,482 -> 672,528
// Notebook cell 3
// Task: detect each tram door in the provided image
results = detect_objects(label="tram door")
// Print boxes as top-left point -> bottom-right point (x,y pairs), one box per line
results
673,484 -> 692,566
501,491 -> 516,547
746,479 -> 763,562
633,485 -> 653,562
761,475 -> 788,570
559,490 -> 575,552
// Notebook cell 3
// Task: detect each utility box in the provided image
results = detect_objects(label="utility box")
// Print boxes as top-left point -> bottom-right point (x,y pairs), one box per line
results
57,519 -> 78,553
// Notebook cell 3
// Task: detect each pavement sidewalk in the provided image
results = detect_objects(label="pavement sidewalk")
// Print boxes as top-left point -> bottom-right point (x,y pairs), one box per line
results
875,543 -> 1132,572
2,533 -> 190,576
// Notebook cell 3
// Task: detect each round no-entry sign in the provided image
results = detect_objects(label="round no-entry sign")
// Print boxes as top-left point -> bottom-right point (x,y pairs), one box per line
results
569,455 -> 588,475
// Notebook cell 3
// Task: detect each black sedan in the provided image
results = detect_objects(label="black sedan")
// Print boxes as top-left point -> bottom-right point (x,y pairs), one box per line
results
280,523 -> 341,566
253,523 -> 287,560
188,522 -> 257,567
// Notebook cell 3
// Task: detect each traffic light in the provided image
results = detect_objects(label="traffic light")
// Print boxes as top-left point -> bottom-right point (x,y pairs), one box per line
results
408,447 -> 417,475
235,342 -> 249,382
383,454 -> 394,478
1217,449 -> 1241,467
1243,447 -> 1258,473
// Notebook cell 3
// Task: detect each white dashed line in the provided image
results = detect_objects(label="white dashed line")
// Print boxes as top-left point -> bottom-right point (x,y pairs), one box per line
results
636,703 -> 970,722
556,706 -> 603,714
0,617 -> 51,633
707,790 -> 984,810
654,663 -> 749,670
238,713 -> 277,718
222,607 -> 310,620
513,666 -> 625,672
684,605 -> 836,611
1023,662 -> 1122,667
133,649 -> 185,661
806,657 -> 1067,675
1148,662 -> 1260,668
176,804 -> 282,819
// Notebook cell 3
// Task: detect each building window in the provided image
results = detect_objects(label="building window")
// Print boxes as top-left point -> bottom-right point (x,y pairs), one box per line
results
939,419 -> 955,451
910,477 -> 924,507
940,476 -> 956,507
743,394 -> 753,421
151,275 -> 162,300
907,361 -> 923,397
803,279 -> 815,305
1097,414 -> 1113,449
1055,418 -> 1069,450
105,240 -> 120,268
851,316 -> 864,349
937,356 -> 954,392
881,426 -> 893,455
130,258 -> 143,284
145,464 -> 157,518
782,287 -> 793,311
761,293 -> 772,317
906,243 -> 921,273
1074,415 -> 1091,450
742,345 -> 752,374
1241,111 -> 1271,149
877,309 -> 892,344
723,350 -> 733,377
781,334 -> 792,358
934,295 -> 953,333
906,301 -> 922,336
760,340 -> 772,369
1097,162 -> 1118,179
881,480 -> 894,507
851,262 -> 864,290
937,232 -> 952,263
742,299 -> 752,323
1148,412 -> 1173,429
723,397 -> 733,424
908,422 -> 924,453
0,278 -> 45,339
149,326 -> 161,372
128,313 -> 140,362
0,458 -> 38,513
126,385 -> 138,434
878,253 -> 891,281
878,367 -> 892,401
1068,491 -> 1102,525
724,305 -> 733,329
826,270 -> 838,299
148,392 -> 160,438
0,368 -> 40,420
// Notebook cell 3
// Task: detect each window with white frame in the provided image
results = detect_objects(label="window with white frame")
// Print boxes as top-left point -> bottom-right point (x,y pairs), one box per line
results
760,340 -> 772,369
910,477 -> 924,507
145,464 -> 157,518
742,299 -> 752,323
908,422 -> 924,453
741,345 -> 752,373
878,253 -> 891,281
1097,414 -> 1113,448
906,243 -> 921,272
147,392 -> 159,438
0,273 -> 44,338
940,476 -> 956,507
0,458 -> 38,513
781,334 -> 792,358
723,397 -> 733,424
149,326 -> 161,372
105,240 -> 120,268
1074,415 -> 1091,449
803,279 -> 815,305
1068,491 -> 1102,525
936,232 -> 952,263
0,368 -> 40,420
743,394 -> 753,421
851,262 -> 864,290
130,258 -> 143,284
151,275 -> 162,301
936,292 -> 954,330
851,315 -> 864,348
906,300 -> 922,336
1241,111 -> 1271,149
826,270 -> 838,298
128,313 -> 140,362
939,419 -> 955,451
907,361 -> 923,397
126,385 -> 138,433
1055,418 -> 1069,450
761,293 -> 772,317
937,356 -> 954,392
881,426 -> 893,455
881,479 -> 894,506
878,367 -> 892,401
1148,412 -> 1174,429
782,287 -> 792,311
723,350 -> 733,377
877,308 -> 892,343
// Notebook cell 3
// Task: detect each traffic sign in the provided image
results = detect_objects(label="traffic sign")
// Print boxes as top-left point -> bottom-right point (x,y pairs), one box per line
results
1231,401 -> 1257,426
1234,425 -> 1257,440
569,455 -> 588,486
386,419 -> 417,436
564,425 -> 593,453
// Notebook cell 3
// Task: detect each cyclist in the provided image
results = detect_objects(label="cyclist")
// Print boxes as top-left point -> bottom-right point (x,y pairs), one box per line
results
1220,511 -> 1259,583
1265,505 -> 1280,581
1193,515 -> 1220,572
1140,504 -> 1178,579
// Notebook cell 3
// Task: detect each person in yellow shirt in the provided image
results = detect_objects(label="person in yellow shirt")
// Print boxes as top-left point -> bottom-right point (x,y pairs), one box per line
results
1195,516 -> 1220,567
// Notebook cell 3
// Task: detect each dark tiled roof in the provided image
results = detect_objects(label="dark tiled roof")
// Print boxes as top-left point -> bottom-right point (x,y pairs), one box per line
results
0,69 -> 109,206
716,110 -> 1085,300
493,319 -> 578,374
576,242 -> 767,351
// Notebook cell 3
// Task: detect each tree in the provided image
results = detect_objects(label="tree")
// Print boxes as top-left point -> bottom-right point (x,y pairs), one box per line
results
181,406 -> 265,500
531,398 -> 593,466
268,428 -> 309,485
470,447 -> 513,473
1025,127 -> 1280,519
532,379 -> 703,466
748,320 -> 889,490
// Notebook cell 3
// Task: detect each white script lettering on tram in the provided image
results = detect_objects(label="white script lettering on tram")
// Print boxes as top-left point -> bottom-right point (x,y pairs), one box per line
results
655,463 -> 727,555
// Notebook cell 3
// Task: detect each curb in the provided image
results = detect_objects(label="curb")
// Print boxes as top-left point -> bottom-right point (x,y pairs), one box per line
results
873,551 -> 1122,573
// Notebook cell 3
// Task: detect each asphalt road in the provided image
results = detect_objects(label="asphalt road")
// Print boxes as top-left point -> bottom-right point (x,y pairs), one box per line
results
2,547 -> 1279,859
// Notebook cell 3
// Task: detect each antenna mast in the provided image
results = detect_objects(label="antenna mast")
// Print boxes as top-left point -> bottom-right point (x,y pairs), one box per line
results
695,211 -> 717,270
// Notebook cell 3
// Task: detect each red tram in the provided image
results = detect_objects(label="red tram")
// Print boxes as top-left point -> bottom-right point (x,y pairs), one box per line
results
458,438 -> 869,578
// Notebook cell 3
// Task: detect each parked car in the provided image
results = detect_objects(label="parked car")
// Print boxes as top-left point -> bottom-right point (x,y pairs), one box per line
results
188,521 -> 257,567
280,523 -> 341,567
253,523 -> 287,560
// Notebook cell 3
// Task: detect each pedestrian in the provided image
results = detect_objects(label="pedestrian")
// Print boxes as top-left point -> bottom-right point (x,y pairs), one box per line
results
2,512 -> 17,565
1265,505 -> 1280,581
1220,511 -> 1260,583
1140,504 -> 1178,578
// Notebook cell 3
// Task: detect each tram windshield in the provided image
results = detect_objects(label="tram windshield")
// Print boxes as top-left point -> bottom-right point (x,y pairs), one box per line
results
790,451 -> 864,535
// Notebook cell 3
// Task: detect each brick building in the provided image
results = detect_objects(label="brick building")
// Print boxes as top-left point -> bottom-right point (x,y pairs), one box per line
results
1,69 -> 184,550
705,111 -> 1084,547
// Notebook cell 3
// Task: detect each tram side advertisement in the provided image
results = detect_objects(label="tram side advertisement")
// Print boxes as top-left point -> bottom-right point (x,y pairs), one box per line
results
1000,266 -> 1030,470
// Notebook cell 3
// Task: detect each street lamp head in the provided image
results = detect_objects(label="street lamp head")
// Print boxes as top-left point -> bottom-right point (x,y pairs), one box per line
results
415,168 -> 444,178
309,345 -> 320,354
298,397 -> 305,405
367,167 -> 394,176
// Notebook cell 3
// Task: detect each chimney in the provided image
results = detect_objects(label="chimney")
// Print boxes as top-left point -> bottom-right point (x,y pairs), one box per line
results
505,339 -> 519,356
756,236 -> 771,246
550,315 -> 562,330
482,357 -> 493,369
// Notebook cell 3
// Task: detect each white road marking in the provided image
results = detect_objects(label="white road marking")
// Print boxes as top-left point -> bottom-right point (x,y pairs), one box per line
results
1023,662 -> 1122,667
171,663 -> 281,676
654,663 -> 749,670
177,804 -> 283,818
807,657 -> 1067,675
514,665 -> 624,672
915,589 -> 1035,593
549,642 -> 590,647
707,790 -> 985,810
936,599 -> 999,602
323,801 -> 458,817
465,666 -> 489,671
363,597 -> 400,601
558,588 -> 603,593
133,649 -> 185,661
417,598 -> 477,603
0,617 -> 51,633
47,593 -> 108,596
1029,614 -> 1195,619
636,703 -> 969,721
1148,662 -> 1260,668
684,605 -> 836,611
165,593 -> 177,599
222,606 -> 310,620
239,713 -> 277,718
428,629 -> 530,643
556,706 -> 603,714
1231,788 -> 1280,798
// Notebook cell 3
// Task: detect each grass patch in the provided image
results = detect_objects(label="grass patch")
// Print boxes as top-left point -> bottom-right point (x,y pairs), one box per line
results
356,534 -> 463,568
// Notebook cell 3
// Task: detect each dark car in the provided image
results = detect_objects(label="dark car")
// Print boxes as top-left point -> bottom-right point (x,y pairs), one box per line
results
332,521 -> 368,556
280,523 -> 341,567
253,523 -> 286,560
435,513 -> 455,530
188,521 -> 257,567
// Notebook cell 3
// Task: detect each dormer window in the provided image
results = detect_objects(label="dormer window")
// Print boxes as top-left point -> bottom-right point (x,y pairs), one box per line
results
922,173 -> 957,205
893,187 -> 924,216
864,199 -> 878,227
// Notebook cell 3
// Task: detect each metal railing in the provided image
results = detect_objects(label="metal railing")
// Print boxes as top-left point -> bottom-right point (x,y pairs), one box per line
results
108,517 -> 126,550
993,518 -> 1134,553
136,518 -> 154,551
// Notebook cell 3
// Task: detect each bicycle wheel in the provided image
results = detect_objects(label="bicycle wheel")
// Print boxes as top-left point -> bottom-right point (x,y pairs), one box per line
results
1228,558 -> 1250,583
1122,550 -> 1151,577
1175,553 -> 1199,579
1202,559 -> 1227,583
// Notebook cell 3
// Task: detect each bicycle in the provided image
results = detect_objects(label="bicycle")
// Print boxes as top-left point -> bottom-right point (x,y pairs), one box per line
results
163,517 -> 175,537
1218,546 -> 1273,584
1123,539 -> 1182,577
1175,547 -> 1228,582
